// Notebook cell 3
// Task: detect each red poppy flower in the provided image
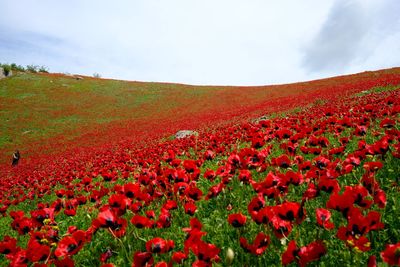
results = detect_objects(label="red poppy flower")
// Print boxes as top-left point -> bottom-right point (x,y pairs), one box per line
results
365,211 -> 384,231
329,146 -> 345,155
108,194 -> 128,214
203,170 -> 216,181
156,209 -> 171,228
187,217 -> 203,231
298,160 -> 312,171
346,185 -> 373,209
171,158 -> 182,167
184,202 -> 197,216
163,200 -> 178,210
240,147 -> 267,168
326,192 -> 353,217
30,208 -> 54,225
374,189 -> 387,208
123,183 -> 140,199
130,202 -> 143,213
145,237 -> 174,254
381,242 -> 400,266
284,170 -> 303,186
251,136 -> 265,149
109,217 -> 128,237
314,156 -> 330,169
297,240 -> 327,266
172,251 -> 188,264
372,137 -> 389,155
154,261 -> 168,267
367,255 -> 377,267
204,150 -> 215,160
238,169 -> 252,184
337,229 -> 372,252
354,125 -> 367,136
100,248 -> 113,262
275,128 -> 292,139
26,240 -> 50,262
275,202 -> 301,221
54,257 -> 75,267
0,236 -> 18,255
216,164 -> 233,178
228,153 -> 241,167
274,155 -> 291,168
142,210 -> 154,219
270,216 -> 293,239
282,240 -> 298,266
228,213 -> 247,228
97,208 -> 118,228
316,208 -> 334,230
163,149 -> 175,162
205,183 -> 225,200
239,232 -> 270,255
11,216 -> 34,235
133,251 -> 153,267
131,215 -> 153,229
282,240 -> 327,266
302,183 -> 318,201
344,155 -> 361,167
380,118 -> 395,128
183,159 -> 198,173
247,195 -> 265,218
191,241 -> 221,263
63,199 -> 78,217
185,185 -> 203,201
363,161 -> 383,172
55,230 -> 86,258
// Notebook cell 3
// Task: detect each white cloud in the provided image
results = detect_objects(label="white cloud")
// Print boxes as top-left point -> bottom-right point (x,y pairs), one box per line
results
0,0 -> 398,85
302,0 -> 400,78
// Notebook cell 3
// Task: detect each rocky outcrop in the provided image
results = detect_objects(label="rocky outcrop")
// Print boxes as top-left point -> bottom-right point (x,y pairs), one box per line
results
0,67 -> 12,79
175,130 -> 198,139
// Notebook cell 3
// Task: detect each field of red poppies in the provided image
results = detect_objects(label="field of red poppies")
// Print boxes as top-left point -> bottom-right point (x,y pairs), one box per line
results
1,69 -> 400,266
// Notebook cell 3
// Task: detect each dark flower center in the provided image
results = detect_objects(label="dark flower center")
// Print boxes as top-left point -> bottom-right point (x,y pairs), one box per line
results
67,244 -> 77,253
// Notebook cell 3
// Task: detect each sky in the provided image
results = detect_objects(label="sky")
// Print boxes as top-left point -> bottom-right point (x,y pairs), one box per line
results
0,0 -> 399,86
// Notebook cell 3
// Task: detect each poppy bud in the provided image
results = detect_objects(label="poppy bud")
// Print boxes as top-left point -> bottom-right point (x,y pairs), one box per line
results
226,247 -> 234,265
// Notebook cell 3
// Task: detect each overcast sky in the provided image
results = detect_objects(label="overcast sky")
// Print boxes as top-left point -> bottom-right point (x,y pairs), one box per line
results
0,0 -> 399,85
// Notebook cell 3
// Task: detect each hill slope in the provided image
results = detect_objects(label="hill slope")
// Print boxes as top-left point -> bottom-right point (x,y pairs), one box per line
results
1,68 -> 400,168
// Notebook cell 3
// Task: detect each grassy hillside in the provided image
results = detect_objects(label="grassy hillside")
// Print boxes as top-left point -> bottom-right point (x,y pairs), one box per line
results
0,69 -> 400,266
1,68 -> 400,167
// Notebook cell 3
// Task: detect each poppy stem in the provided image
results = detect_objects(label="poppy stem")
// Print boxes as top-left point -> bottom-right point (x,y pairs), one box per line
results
132,228 -> 147,243
108,228 -> 130,261
369,231 -> 375,250
44,248 -> 52,265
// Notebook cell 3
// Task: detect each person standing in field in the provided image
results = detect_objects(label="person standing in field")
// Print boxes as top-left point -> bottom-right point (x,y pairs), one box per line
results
12,150 -> 20,166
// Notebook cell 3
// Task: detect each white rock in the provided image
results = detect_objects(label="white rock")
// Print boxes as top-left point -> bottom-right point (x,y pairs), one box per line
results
175,130 -> 198,139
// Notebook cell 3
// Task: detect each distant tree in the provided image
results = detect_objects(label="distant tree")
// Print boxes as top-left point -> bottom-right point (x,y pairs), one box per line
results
39,66 -> 49,73
93,73 -> 101,78
26,64 -> 39,73
10,63 -> 25,71
0,62 -> 48,74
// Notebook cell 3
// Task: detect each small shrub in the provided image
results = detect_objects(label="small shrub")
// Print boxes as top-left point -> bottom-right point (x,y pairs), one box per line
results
2,64 -> 11,76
